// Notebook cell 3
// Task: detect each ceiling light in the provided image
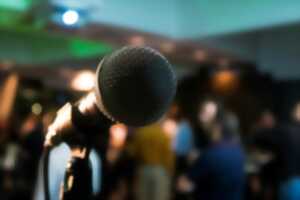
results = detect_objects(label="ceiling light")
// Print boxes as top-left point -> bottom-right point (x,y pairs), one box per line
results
62,10 -> 79,25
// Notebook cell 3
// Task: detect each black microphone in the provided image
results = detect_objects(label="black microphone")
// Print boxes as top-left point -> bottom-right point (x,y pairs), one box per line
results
45,46 -> 177,147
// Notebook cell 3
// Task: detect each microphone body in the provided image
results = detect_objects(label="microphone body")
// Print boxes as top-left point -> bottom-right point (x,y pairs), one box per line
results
45,46 -> 177,147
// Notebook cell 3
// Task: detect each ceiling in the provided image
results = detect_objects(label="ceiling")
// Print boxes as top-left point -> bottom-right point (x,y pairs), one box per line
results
50,0 -> 300,39
1,0 -> 300,79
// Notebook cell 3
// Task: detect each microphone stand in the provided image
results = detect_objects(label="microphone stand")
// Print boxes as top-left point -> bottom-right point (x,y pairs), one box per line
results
60,101 -> 109,200
43,93 -> 112,200
60,147 -> 93,200
43,132 -> 94,200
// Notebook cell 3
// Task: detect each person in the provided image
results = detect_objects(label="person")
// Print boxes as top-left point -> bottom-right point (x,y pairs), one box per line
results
128,123 -> 174,200
0,122 -> 21,200
252,102 -> 300,200
246,110 -> 278,200
100,125 -> 137,200
173,120 -> 194,172
172,119 -> 194,200
177,101 -> 245,200
34,143 -> 101,200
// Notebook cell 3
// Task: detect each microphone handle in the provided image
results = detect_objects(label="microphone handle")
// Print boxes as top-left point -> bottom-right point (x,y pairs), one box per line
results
70,102 -> 112,147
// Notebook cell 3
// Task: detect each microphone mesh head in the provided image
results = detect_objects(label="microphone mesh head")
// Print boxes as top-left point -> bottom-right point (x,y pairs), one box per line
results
97,46 -> 177,126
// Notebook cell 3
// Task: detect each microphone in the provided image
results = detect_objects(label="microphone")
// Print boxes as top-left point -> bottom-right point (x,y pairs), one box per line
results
45,46 -> 177,147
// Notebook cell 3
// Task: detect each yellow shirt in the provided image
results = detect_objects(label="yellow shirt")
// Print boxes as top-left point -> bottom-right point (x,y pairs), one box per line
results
128,124 -> 174,174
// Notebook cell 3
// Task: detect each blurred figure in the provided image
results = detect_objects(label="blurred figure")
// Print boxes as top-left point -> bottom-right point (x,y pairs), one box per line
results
172,119 -> 194,200
173,120 -> 194,172
0,122 -> 20,200
177,101 -> 245,200
253,103 -> 300,200
19,114 -> 44,167
101,125 -> 136,200
246,110 -> 278,200
128,123 -> 174,200
2,114 -> 45,200
0,114 -> 44,200
225,111 -> 241,142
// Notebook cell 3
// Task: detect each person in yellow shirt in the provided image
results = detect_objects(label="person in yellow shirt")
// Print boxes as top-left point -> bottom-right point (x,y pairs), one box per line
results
128,123 -> 174,200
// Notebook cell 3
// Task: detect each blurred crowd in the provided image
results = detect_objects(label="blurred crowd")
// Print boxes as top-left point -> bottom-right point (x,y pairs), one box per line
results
1,98 -> 300,200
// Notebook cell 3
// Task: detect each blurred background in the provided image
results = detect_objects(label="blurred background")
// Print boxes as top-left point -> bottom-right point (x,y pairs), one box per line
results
2,1 -> 300,200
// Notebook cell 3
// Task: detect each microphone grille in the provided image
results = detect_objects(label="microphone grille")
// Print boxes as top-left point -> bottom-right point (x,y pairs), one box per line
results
97,46 -> 177,126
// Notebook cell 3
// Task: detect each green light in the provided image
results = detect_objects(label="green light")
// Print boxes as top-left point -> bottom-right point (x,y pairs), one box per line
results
69,39 -> 113,58
0,26 -> 114,64
0,8 -> 25,26
0,0 -> 32,11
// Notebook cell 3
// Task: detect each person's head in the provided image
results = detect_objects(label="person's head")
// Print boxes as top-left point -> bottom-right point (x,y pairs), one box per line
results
20,114 -> 40,137
197,99 -> 218,128
197,99 -> 225,143
292,102 -> 300,123
258,110 -> 276,129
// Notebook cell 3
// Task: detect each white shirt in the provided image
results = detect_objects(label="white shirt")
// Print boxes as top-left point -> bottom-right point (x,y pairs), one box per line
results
34,143 -> 101,200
